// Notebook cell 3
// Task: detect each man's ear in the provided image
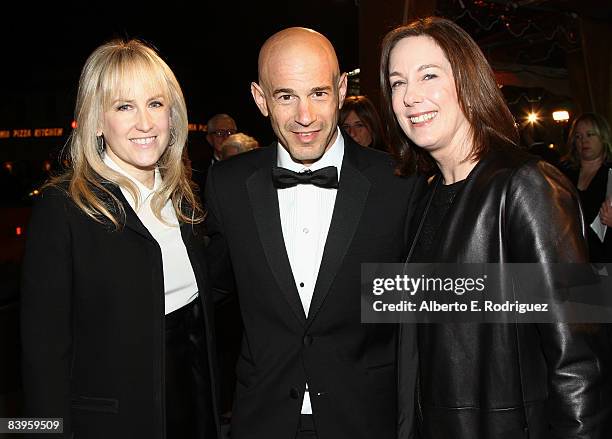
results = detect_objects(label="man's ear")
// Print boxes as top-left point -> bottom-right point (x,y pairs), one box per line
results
337,72 -> 348,109
251,82 -> 269,117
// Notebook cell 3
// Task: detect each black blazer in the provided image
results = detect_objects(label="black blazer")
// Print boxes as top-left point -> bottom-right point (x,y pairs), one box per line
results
20,184 -> 220,439
205,136 -> 420,439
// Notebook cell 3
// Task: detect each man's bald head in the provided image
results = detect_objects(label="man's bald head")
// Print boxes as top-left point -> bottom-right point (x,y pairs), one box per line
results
257,27 -> 341,88
251,27 -> 347,165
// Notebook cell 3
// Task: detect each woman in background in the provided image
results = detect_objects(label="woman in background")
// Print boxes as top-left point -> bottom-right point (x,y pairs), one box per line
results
380,17 -> 607,439
21,39 -> 219,439
340,95 -> 388,151
562,112 -> 612,262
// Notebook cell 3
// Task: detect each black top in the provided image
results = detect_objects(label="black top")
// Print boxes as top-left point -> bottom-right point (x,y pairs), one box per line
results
562,163 -> 612,262
411,179 -> 466,262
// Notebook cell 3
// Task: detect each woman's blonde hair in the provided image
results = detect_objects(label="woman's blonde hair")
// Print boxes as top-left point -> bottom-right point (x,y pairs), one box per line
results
564,112 -> 612,168
51,38 -> 203,227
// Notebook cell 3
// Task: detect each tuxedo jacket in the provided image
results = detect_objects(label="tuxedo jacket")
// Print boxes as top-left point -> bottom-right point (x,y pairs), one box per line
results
20,184 -> 220,439
205,136 -> 419,439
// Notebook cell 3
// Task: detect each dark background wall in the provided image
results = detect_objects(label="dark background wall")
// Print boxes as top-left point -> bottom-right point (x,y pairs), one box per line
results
0,0 -> 360,160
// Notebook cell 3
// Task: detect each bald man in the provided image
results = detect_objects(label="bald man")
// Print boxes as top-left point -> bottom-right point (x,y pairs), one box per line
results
205,28 -> 419,439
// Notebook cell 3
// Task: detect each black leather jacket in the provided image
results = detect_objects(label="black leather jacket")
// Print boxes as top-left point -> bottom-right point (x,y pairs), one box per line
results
403,149 -> 610,439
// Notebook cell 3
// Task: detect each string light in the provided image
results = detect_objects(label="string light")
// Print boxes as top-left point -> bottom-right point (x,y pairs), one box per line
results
512,41 -> 566,65
506,93 -> 542,106
449,8 -> 577,43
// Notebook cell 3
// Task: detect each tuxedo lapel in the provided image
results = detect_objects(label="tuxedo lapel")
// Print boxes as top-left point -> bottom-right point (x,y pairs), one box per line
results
247,162 -> 307,325
306,141 -> 370,327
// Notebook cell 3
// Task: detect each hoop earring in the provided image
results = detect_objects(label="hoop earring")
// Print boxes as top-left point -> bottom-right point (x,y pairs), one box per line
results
168,127 -> 177,147
96,135 -> 106,154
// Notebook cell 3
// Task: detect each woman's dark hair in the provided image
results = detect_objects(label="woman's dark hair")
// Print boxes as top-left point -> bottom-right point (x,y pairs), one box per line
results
340,95 -> 388,151
379,16 -> 519,175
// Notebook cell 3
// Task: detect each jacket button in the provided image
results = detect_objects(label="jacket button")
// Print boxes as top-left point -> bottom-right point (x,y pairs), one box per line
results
303,335 -> 313,346
289,387 -> 300,399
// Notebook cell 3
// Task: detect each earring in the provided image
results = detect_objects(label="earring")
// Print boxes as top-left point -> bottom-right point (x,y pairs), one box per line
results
96,135 -> 105,154
168,127 -> 177,146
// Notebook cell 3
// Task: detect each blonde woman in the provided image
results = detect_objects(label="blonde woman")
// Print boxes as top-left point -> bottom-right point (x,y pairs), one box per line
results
21,39 -> 219,438
562,112 -> 612,262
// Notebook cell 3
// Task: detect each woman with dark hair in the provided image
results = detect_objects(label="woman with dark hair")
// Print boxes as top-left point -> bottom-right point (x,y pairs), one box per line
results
562,112 -> 612,262
340,95 -> 388,151
21,39 -> 219,438
380,17 -> 607,438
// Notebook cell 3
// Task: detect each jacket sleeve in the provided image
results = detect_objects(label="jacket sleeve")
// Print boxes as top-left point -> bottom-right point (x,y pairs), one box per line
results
204,166 -> 236,305
20,187 -> 73,437
506,161 -> 610,438
397,323 -> 418,439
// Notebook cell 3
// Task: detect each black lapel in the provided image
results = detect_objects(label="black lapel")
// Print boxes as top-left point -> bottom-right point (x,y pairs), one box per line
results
180,223 -> 206,292
247,150 -> 307,325
306,139 -> 371,326
408,151 -> 514,262
104,183 -> 155,242
405,177 -> 439,262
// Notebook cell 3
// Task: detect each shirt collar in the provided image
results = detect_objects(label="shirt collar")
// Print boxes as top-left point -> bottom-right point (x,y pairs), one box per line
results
102,153 -> 162,199
276,127 -> 344,177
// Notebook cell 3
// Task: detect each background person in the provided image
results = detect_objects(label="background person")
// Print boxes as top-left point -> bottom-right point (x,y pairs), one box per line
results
380,17 -> 608,439
207,114 -> 238,163
220,133 -> 259,160
191,113 -> 238,192
20,39 -> 219,439
339,95 -> 388,151
561,112 -> 612,262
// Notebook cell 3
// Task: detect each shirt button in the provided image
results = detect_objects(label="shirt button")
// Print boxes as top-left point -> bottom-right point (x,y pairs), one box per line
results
302,227 -> 309,234
299,282 -> 304,288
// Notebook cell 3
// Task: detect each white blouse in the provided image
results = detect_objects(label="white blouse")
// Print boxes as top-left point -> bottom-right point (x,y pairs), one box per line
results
104,154 -> 198,315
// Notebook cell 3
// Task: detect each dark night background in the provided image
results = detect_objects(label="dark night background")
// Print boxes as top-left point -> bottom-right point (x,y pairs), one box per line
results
1,0 -> 610,166
0,0 -> 360,153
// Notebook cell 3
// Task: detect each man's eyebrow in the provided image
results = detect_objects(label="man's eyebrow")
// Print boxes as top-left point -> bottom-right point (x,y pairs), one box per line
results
272,88 -> 295,96
271,86 -> 333,96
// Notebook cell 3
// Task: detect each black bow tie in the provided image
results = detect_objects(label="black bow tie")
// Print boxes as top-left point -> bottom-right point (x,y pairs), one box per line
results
271,166 -> 339,189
